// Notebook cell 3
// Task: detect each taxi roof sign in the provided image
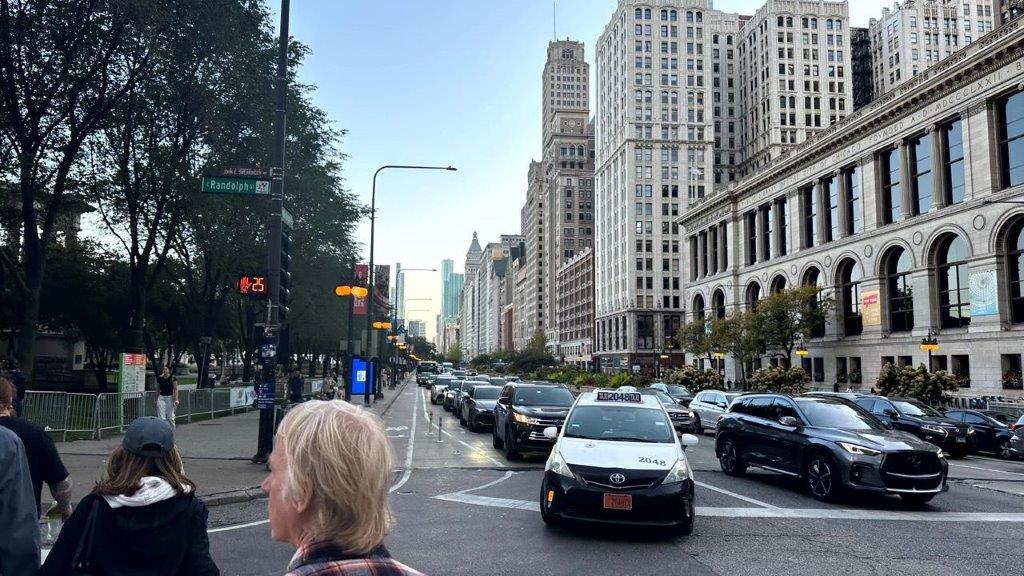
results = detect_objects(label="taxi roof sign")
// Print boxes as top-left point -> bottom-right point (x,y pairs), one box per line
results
596,390 -> 642,403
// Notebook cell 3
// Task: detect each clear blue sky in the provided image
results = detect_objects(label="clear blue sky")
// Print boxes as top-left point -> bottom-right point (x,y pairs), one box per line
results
284,0 -> 887,338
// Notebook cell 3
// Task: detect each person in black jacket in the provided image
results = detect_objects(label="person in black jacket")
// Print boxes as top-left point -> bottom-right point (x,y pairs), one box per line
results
40,417 -> 219,576
288,369 -> 304,404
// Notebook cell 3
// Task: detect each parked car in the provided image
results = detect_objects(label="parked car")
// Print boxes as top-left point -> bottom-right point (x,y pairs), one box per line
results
944,409 -> 1016,459
853,396 -> 972,458
649,382 -> 694,406
1011,414 -> 1024,432
716,394 -> 948,503
430,376 -> 454,405
454,380 -> 489,416
416,361 -> 440,385
1011,427 -> 1024,458
689,390 -> 744,433
443,380 -> 466,412
461,385 -> 502,431
640,388 -> 698,433
493,382 -> 575,460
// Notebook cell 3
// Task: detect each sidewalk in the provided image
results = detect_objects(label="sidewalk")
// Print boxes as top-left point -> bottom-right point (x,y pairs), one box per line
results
54,376 -> 412,508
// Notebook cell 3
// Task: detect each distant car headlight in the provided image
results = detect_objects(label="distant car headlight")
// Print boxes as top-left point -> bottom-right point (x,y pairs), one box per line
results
546,449 -> 574,479
921,425 -> 947,435
663,458 -> 692,483
837,442 -> 882,456
513,412 -> 540,425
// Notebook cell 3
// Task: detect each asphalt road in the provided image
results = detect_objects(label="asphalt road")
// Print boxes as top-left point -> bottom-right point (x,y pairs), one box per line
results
206,382 -> 1024,576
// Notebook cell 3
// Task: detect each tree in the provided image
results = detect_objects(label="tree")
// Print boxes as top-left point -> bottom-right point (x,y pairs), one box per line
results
445,342 -> 463,365
714,311 -> 762,379
752,286 -> 833,365
747,366 -> 810,394
676,318 -> 728,364
663,365 -> 722,393
876,363 -> 959,405
0,0 -> 169,375
511,330 -> 556,373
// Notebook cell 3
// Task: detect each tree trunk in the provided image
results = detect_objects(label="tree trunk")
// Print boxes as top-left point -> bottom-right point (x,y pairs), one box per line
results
129,270 -> 147,352
15,237 -> 46,381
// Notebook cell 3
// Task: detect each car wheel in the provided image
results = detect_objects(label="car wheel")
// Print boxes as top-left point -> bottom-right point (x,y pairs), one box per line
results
492,422 -> 504,449
539,482 -> 560,527
718,438 -> 746,476
998,439 -> 1013,460
468,414 -> 477,432
693,414 -> 702,435
899,493 -> 935,505
504,424 -> 522,461
805,453 -> 842,502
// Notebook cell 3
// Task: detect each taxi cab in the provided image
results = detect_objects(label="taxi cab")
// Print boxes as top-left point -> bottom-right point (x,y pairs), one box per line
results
539,386 -> 699,534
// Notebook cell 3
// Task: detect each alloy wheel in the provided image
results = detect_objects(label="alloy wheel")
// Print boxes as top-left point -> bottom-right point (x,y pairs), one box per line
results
720,441 -> 737,471
999,440 -> 1012,460
807,457 -> 833,498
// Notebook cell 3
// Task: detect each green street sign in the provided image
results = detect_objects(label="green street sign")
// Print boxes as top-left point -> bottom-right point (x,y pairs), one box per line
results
202,176 -> 271,195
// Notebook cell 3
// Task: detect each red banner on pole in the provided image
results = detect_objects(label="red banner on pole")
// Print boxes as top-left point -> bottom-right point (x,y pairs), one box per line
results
354,264 -> 369,315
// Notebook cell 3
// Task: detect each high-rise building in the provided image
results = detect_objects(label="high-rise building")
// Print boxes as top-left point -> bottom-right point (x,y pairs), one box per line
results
850,26 -> 874,109
439,258 -> 464,354
408,320 -> 426,339
394,263 -> 405,325
517,161 -> 546,350
557,248 -> 595,369
869,1 -> 997,97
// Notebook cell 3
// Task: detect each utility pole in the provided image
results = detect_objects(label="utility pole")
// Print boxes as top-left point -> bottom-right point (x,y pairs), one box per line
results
253,0 -> 289,464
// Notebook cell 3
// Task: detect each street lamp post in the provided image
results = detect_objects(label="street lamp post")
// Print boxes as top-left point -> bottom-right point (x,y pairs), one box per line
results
713,350 -> 726,383
366,166 -> 455,404
920,329 -> 940,371
334,278 -> 369,401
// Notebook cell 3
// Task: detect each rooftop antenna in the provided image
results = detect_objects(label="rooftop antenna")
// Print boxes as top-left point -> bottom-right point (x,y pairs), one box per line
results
552,0 -> 556,40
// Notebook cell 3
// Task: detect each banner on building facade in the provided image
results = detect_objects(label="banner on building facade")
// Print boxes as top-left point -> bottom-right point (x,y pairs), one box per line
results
861,290 -> 881,327
969,270 -> 998,316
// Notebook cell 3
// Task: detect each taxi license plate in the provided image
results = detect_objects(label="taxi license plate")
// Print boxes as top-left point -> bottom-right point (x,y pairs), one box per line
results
603,493 -> 632,510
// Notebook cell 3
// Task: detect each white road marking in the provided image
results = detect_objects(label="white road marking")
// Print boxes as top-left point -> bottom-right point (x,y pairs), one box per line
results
433,492 -> 1024,522
460,470 -> 516,494
208,519 -> 270,533
694,480 -> 778,509
389,384 -> 419,494
950,462 -> 1024,477
421,389 -> 506,468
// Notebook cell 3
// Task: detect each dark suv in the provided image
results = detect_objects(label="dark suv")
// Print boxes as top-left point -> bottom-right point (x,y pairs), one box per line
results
853,396 -> 972,458
492,383 -> 575,461
416,361 -> 440,386
716,394 -> 948,503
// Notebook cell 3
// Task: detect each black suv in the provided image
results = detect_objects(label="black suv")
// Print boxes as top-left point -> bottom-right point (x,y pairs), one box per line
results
716,394 -> 948,503
492,383 -> 574,461
853,396 -> 972,458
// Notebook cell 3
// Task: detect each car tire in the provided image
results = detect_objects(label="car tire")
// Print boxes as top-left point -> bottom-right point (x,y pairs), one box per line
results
504,424 -> 523,461
492,423 -> 504,449
693,414 -> 702,434
899,493 -> 935,505
468,414 -> 477,432
998,439 -> 1013,460
805,453 -> 842,502
539,482 -> 560,527
718,438 -> 746,476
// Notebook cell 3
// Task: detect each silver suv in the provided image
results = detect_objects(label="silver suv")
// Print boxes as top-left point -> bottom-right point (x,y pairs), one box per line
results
689,390 -> 743,433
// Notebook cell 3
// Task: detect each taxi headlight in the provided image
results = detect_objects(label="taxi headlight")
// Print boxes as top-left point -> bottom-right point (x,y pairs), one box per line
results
513,412 -> 540,425
546,449 -> 574,479
663,458 -> 692,484
837,442 -> 881,456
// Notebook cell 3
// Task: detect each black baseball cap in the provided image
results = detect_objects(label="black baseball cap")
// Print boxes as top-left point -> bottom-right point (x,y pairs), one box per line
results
122,417 -> 174,457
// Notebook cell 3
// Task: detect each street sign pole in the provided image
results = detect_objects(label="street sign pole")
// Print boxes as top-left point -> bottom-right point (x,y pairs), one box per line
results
253,0 -> 289,465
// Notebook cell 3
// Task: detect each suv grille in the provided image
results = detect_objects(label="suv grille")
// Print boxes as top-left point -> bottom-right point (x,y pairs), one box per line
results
881,451 -> 943,491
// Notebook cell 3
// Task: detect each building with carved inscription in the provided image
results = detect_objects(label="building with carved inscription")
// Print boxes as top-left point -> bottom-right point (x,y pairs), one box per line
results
678,18 -> 1024,395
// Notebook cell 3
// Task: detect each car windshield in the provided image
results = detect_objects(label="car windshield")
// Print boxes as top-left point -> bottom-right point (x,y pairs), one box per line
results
448,382 -> 464,392
473,386 -> 500,400
892,399 -> 942,417
513,386 -> 574,406
660,384 -> 691,396
563,406 -> 675,443
795,399 -> 885,430
644,390 -> 677,405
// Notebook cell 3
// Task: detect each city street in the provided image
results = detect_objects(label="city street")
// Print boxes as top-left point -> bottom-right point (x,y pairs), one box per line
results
204,381 -> 1024,576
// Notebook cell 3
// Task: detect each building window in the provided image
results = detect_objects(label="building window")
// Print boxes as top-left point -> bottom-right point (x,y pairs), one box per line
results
951,354 -> 970,387
801,186 -> 816,247
770,275 -> 786,294
802,267 -> 825,338
745,211 -> 757,265
824,176 -> 839,242
760,203 -> 773,258
692,294 -> 706,320
909,134 -> 933,215
881,148 -> 902,224
936,234 -> 971,328
999,90 -> 1024,189
746,282 -> 761,311
884,247 -> 914,332
837,259 -> 862,336
637,314 -> 654,349
711,289 -> 726,319
844,165 -> 862,235
776,197 -> 788,256
1006,218 -> 1024,324
944,119 -> 965,205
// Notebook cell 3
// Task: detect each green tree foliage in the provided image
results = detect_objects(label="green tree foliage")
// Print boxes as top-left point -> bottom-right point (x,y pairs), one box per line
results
747,366 -> 810,394
751,285 -> 833,364
875,363 -> 959,405
445,342 -> 463,365
714,311 -> 760,379
663,365 -> 722,393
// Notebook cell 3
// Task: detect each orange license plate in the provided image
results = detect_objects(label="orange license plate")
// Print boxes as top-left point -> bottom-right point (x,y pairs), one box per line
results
603,493 -> 632,510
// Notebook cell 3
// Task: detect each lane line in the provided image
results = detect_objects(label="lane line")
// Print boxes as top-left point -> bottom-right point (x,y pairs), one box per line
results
458,470 -> 516,494
694,480 -> 778,509
950,462 -> 1024,478
420,389 -> 506,468
208,519 -> 270,533
388,383 -> 419,494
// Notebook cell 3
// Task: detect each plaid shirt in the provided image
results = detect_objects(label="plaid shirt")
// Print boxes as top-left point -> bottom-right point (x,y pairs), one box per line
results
285,541 -> 425,576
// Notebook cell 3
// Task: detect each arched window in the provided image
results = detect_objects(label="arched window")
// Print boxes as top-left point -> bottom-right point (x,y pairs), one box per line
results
746,282 -> 761,310
644,8 -> 651,20
661,91 -> 669,104
884,247 -> 914,332
936,235 -> 971,328
712,289 -> 726,319
635,7 -> 642,19
802,267 -> 825,337
837,259 -> 862,336
770,275 -> 787,294
1007,219 -> 1024,323
577,145 -> 585,157
692,294 -> 706,320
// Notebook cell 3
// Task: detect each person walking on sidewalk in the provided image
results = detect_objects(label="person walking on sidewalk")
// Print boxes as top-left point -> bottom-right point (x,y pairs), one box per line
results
157,366 -> 179,429
263,401 -> 423,576
40,417 -> 220,576
287,369 -> 305,405
0,425 -> 40,576
0,378 -> 73,519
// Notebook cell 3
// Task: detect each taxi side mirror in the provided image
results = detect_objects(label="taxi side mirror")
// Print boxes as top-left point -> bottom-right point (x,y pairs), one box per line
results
543,426 -> 558,440
679,433 -> 699,448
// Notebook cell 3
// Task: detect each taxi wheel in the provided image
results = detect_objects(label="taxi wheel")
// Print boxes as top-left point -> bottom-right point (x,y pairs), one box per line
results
718,438 -> 746,476
492,425 -> 504,449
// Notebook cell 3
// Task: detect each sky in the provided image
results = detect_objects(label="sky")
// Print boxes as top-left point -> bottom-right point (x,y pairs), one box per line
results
279,0 -> 890,340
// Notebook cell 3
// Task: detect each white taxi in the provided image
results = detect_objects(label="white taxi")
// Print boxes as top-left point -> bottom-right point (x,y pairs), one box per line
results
539,386 -> 699,534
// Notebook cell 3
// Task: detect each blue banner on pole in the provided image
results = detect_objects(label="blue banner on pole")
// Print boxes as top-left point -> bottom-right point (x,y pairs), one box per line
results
351,357 -> 375,396
256,380 -> 276,410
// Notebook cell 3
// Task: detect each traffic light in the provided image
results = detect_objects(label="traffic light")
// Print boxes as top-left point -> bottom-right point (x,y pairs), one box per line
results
279,227 -> 292,318
238,274 -> 268,298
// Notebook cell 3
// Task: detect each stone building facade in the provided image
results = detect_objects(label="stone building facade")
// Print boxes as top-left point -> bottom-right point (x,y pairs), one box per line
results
679,19 -> 1024,395
557,248 -> 596,369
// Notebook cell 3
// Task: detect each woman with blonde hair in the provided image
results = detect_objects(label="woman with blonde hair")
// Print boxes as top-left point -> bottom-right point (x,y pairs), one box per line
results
40,417 -> 219,575
262,400 -> 422,575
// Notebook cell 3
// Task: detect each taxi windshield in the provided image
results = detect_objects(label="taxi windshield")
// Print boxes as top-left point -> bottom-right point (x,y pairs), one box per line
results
563,406 -> 675,443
